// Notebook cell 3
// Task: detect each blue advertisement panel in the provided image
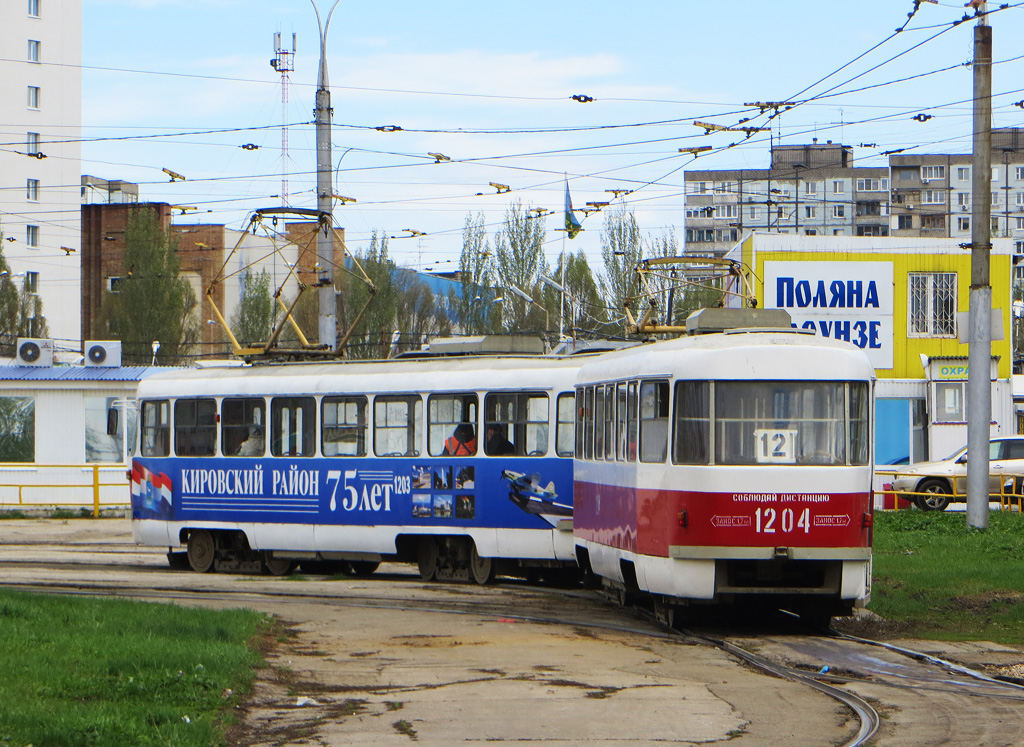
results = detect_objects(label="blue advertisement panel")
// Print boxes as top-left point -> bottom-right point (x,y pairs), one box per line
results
131,455 -> 573,531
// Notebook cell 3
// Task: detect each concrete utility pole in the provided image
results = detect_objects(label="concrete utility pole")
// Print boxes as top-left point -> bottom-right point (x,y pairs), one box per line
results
966,2 -> 992,529
312,1 -> 341,349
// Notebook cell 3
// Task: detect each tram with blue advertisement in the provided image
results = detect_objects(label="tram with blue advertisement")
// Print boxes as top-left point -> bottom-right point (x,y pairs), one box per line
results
572,317 -> 875,622
130,351 -> 583,583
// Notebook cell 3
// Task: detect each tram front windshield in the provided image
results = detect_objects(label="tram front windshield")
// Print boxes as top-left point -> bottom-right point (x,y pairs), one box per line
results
674,380 -> 869,466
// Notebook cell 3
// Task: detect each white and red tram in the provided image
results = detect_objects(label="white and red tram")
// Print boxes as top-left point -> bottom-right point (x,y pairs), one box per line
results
572,324 -> 874,621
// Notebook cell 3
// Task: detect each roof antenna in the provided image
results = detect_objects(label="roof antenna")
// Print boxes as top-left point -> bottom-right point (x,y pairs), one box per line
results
271,31 -> 296,206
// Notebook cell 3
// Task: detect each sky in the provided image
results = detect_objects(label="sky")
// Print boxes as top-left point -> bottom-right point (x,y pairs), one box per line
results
80,0 -> 1024,276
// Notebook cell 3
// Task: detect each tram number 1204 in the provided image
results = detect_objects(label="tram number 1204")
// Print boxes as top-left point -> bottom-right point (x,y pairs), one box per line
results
754,506 -> 811,534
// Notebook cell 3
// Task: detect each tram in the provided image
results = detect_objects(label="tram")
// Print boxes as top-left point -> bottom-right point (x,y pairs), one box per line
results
572,316 -> 875,622
130,349 -> 584,583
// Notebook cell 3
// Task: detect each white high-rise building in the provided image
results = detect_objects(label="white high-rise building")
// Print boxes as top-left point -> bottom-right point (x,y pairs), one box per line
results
0,0 -> 82,353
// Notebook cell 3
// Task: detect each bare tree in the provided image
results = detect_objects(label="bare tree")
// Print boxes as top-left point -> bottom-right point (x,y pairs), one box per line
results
456,213 -> 499,334
599,204 -> 643,323
493,200 -> 548,332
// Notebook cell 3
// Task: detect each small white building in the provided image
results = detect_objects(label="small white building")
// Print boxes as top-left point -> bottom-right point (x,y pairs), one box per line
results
0,359 -> 156,512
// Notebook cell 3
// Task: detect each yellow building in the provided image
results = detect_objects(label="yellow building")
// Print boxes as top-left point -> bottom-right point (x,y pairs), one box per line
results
729,234 -> 1015,464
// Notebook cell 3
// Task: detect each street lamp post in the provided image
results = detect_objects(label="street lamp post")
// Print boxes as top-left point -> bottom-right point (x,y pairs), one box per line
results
539,275 -> 566,339
509,286 -> 549,334
311,0 -> 341,350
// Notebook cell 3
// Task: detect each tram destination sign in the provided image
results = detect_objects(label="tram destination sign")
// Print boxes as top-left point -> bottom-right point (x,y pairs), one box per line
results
764,261 -> 894,370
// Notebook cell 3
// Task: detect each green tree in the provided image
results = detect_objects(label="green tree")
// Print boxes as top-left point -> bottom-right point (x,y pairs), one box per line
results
230,269 -> 276,346
0,240 -> 21,356
16,279 -> 49,340
337,231 -> 398,359
0,237 -> 49,355
599,204 -> 643,324
493,200 -> 547,332
98,209 -> 199,365
550,250 -> 607,338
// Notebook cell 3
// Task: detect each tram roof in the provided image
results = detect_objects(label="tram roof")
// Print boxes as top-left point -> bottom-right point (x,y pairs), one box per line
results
137,354 -> 593,398
577,330 -> 876,383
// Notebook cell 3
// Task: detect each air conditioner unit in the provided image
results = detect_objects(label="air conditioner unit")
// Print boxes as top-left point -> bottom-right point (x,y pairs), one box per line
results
16,338 -> 53,367
84,340 -> 122,367
961,205 -> 970,211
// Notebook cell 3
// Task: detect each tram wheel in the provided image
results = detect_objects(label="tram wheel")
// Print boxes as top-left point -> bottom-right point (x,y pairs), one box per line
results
469,544 -> 494,585
348,560 -> 381,577
417,538 -> 439,581
262,552 -> 294,577
187,529 -> 216,573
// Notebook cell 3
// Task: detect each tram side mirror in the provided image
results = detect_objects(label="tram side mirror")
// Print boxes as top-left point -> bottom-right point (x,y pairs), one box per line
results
106,408 -> 119,437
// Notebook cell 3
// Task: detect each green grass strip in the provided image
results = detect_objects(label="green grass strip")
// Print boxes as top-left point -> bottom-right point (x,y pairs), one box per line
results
871,510 -> 1024,643
0,590 -> 269,747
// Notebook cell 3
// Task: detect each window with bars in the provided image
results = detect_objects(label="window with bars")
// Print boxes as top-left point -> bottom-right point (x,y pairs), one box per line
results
908,272 -> 956,337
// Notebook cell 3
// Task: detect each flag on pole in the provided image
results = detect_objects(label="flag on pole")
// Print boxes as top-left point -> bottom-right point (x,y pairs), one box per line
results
564,182 -> 583,239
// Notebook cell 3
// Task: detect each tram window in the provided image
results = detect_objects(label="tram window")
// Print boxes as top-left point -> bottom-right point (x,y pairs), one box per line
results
374,395 -> 422,457
484,392 -> 548,456
271,396 -> 316,457
639,381 -> 669,463
428,393 -> 478,456
593,386 -> 605,458
603,385 -> 616,460
849,382 -> 870,465
615,383 -> 628,461
174,398 -> 217,457
582,386 -> 594,460
556,392 -> 575,457
322,396 -> 367,457
222,398 -> 265,457
626,381 -> 638,462
715,381 -> 848,466
673,381 -> 710,465
141,400 -> 170,457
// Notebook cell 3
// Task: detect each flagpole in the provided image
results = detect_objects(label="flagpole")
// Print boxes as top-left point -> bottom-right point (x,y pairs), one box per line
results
559,232 -> 566,340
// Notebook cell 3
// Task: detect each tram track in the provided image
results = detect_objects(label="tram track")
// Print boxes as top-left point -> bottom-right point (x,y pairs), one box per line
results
5,527 -> 1024,745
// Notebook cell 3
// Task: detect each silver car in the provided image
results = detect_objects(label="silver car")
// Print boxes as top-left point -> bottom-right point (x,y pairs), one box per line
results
891,437 -> 1024,511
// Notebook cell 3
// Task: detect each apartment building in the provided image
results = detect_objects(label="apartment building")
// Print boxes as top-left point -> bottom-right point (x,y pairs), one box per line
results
888,129 -> 1024,271
0,0 -> 82,351
684,129 -> 1024,277
684,142 -> 890,257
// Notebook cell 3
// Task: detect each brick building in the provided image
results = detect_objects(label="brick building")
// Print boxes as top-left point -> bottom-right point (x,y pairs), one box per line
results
80,202 -> 346,357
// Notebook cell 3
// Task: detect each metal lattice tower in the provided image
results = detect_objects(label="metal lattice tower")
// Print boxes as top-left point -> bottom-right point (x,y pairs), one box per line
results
271,32 -> 296,206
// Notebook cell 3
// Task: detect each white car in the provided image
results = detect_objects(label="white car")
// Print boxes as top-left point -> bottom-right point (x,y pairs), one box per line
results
891,437 -> 1024,511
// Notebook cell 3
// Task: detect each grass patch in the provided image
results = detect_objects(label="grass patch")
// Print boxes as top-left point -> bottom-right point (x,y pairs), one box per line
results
0,589 -> 270,747
869,510 -> 1024,642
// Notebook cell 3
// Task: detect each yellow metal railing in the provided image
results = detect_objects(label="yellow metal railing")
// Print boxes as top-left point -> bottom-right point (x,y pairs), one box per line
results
0,464 -> 129,517
875,469 -> 1024,512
